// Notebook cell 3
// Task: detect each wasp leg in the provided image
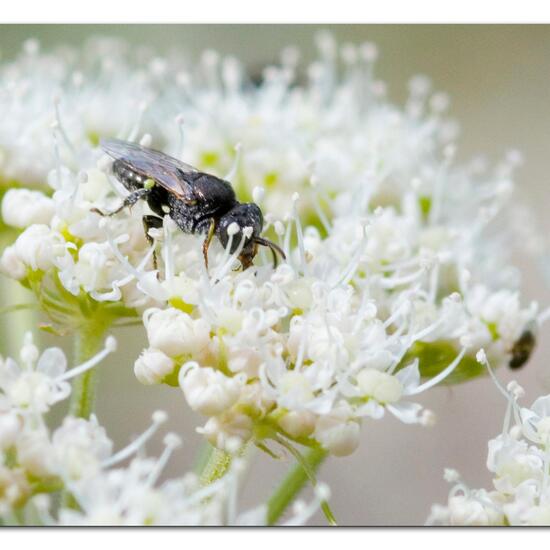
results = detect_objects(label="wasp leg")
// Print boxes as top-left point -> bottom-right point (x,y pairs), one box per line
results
202,219 -> 216,271
91,188 -> 151,217
142,215 -> 164,271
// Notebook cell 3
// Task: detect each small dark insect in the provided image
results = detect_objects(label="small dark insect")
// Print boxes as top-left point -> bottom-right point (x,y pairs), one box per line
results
94,138 -> 285,271
509,328 -> 536,369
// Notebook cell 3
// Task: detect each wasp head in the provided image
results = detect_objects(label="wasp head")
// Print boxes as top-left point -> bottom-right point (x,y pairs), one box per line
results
216,203 -> 263,269
216,203 -> 286,270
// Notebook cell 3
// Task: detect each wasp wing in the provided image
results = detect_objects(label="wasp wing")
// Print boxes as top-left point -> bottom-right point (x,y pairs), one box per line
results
101,138 -> 198,200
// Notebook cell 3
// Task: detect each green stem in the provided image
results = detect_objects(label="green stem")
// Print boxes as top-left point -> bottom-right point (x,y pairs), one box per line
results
0,280 -> 37,356
194,441 -> 215,475
68,323 -> 107,419
266,445 -> 332,526
199,447 -> 233,486
62,323 -> 108,510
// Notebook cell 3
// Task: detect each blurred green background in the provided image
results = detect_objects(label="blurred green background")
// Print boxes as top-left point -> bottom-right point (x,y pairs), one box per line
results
2,24 -> 550,525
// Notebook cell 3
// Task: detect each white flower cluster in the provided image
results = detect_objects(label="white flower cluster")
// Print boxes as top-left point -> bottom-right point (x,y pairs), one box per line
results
427,373 -> 550,526
0,35 -> 537,461
0,37 -> 174,187
0,334 -> 325,525
0,332 -> 115,518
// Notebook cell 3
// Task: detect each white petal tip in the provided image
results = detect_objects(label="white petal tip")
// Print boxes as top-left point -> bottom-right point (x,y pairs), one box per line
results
315,483 -> 331,501
152,410 -> 168,424
163,433 -> 182,448
105,336 -> 117,353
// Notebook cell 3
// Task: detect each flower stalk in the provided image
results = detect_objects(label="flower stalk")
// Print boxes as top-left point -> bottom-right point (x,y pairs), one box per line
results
68,322 -> 109,419
266,445 -> 333,525
199,446 -> 233,486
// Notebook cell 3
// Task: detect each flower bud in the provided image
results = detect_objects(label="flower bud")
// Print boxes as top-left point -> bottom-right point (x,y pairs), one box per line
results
198,410 -> 253,453
278,410 -> 316,439
0,411 -> 21,450
52,416 -> 113,480
216,307 -> 244,334
82,169 -> 116,203
227,347 -> 262,378
2,188 -> 55,228
447,495 -> 502,526
144,308 -> 211,358
315,418 -> 359,457
20,333 -> 39,366
278,371 -> 315,406
0,245 -> 26,279
73,242 -> 113,291
179,364 -> 243,416
16,430 -> 55,477
0,466 -> 31,509
420,409 -> 437,427
357,369 -> 403,403
314,404 -> 360,456
524,506 -> 550,526
14,225 -> 66,272
535,417 -> 550,442
286,279 -> 314,311
134,348 -> 175,385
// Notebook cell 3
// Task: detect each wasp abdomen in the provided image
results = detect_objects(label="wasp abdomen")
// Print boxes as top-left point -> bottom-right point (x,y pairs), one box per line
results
509,329 -> 536,369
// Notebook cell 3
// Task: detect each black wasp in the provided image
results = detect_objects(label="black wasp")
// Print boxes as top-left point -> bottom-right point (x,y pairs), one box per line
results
94,138 -> 285,271
509,328 -> 536,370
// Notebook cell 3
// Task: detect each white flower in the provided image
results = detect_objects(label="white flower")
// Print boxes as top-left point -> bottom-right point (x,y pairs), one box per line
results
0,38 -> 161,187
80,169 -> 113,203
487,435 -> 542,494
0,33 -> 537,463
0,333 -> 70,413
0,333 -> 116,416
1,384 -> 320,525
357,369 -> 403,404
198,410 -> 254,453
179,363 -> 244,416
52,416 -> 113,481
429,386 -> 550,526
520,395 -> 550,445
12,224 -> 68,272
0,464 -> 31,511
134,348 -> 175,385
0,245 -> 26,279
314,402 -> 360,457
278,410 -> 316,439
277,371 -> 316,407
428,492 -> 504,526
365,208 -> 413,265
520,504 -> 550,526
0,411 -> 21,451
144,308 -> 211,358
57,448 -> 328,526
467,286 -> 536,351
16,426 -> 56,478
1,188 -> 55,228
72,242 -> 119,293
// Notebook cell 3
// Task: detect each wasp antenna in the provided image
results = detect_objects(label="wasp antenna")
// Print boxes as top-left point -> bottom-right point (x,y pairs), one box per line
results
254,237 -> 286,268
